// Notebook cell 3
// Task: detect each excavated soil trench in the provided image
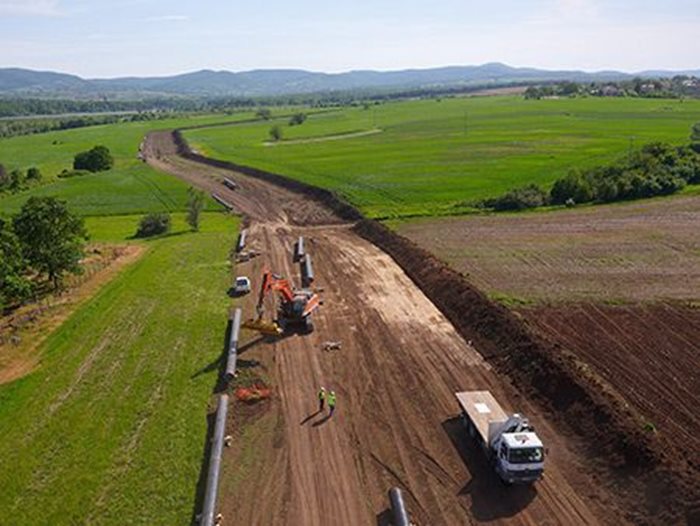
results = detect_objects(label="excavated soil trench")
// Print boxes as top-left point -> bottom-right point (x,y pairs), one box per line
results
144,130 -> 696,525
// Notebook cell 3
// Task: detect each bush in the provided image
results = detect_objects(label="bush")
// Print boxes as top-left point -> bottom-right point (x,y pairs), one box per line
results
135,213 -> 171,238
269,125 -> 283,141
73,145 -> 114,172
26,167 -> 42,181
289,112 -> 307,126
9,169 -> 23,191
483,184 -> 549,211
256,108 -> 272,120
550,171 -> 594,204
58,169 -> 91,179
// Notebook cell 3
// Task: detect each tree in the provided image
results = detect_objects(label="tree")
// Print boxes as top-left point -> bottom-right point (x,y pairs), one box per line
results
269,125 -> 283,141
186,187 -> 205,231
0,219 -> 33,309
26,167 -> 42,181
691,122 -> 700,153
9,169 -> 23,191
135,212 -> 171,238
73,145 -> 114,172
256,108 -> 272,120
13,197 -> 87,289
289,112 -> 307,126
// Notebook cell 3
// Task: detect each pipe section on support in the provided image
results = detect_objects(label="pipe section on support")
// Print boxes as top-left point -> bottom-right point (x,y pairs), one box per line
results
389,487 -> 410,526
300,254 -> 314,288
201,394 -> 229,526
293,236 -> 305,262
225,308 -> 242,381
236,229 -> 247,253
211,193 -> 233,211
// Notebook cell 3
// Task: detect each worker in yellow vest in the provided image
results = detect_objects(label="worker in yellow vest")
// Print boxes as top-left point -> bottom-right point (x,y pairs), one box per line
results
318,387 -> 326,412
328,391 -> 336,417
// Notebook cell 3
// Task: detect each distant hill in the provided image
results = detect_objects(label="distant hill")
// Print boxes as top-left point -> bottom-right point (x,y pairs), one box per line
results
0,63 -> 698,99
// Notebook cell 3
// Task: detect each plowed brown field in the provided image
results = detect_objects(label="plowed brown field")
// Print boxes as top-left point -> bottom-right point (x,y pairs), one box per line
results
520,303 -> 700,473
144,131 -> 694,525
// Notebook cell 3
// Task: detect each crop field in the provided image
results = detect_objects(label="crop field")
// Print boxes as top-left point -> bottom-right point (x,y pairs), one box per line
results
0,212 -> 238,524
185,96 -> 700,218
0,113 -> 253,216
393,195 -> 700,304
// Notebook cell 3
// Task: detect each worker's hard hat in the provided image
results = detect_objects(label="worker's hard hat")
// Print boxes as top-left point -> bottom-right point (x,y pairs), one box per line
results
330,391 -> 335,395
320,387 -> 325,391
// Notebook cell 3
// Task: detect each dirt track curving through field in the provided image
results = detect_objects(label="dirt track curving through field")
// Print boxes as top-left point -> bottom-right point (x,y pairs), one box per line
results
145,130 -> 627,525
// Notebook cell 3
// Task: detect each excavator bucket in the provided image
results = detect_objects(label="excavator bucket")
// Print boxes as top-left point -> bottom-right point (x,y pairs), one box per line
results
242,318 -> 283,336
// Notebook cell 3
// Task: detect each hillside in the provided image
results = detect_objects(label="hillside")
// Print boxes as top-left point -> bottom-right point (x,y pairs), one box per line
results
1,63 -> 699,98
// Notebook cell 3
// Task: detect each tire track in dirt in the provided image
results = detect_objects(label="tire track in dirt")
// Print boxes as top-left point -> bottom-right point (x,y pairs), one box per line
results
144,131 -> 624,525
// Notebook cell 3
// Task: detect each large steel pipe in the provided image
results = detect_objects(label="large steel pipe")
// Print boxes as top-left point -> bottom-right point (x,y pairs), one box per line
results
201,394 -> 230,526
225,308 -> 242,381
300,254 -> 314,288
389,487 -> 410,526
211,193 -> 233,211
293,236 -> 305,262
236,229 -> 247,253
222,177 -> 238,190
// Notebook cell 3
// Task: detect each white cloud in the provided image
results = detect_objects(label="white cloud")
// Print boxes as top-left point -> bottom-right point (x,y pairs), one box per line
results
146,15 -> 190,22
0,0 -> 60,16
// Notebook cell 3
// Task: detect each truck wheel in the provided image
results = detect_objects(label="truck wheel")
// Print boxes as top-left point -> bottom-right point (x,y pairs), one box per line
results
303,318 -> 314,334
467,419 -> 476,439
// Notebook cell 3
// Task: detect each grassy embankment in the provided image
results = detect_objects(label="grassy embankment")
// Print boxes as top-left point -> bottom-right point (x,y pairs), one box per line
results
0,115 -> 242,523
185,96 -> 700,218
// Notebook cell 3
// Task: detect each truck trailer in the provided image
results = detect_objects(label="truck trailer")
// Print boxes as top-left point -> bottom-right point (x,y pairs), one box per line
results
455,390 -> 545,485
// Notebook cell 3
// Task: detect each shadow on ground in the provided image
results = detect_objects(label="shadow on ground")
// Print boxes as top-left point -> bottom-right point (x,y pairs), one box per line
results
442,416 -> 537,522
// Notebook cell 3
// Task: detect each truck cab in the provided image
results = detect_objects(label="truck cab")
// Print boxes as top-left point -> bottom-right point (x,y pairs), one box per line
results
492,430 -> 545,484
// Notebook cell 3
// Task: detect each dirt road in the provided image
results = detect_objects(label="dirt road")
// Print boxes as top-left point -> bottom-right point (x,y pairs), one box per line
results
145,131 -> 622,525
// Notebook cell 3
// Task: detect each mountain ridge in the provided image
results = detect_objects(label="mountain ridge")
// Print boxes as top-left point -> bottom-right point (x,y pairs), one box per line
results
1,63 -> 698,98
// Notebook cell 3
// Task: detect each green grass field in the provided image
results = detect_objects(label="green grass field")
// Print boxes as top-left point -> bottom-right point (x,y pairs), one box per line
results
0,212 -> 238,524
0,113 -> 254,216
185,96 -> 700,218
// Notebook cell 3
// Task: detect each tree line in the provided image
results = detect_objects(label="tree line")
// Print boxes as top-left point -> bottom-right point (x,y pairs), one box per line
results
524,76 -> 700,100
0,111 -> 179,139
481,126 -> 700,211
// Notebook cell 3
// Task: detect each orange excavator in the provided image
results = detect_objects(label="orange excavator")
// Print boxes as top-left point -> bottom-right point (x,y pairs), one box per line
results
242,269 -> 321,335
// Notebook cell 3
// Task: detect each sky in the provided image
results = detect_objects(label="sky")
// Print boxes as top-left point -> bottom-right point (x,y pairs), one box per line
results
0,0 -> 699,78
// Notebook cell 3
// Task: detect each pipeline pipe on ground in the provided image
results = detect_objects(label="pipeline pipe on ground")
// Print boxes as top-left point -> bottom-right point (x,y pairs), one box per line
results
300,254 -> 314,288
293,236 -> 305,262
223,177 -> 238,190
389,487 -> 410,526
201,394 -> 229,526
211,193 -> 233,211
225,308 -> 242,381
236,230 -> 247,253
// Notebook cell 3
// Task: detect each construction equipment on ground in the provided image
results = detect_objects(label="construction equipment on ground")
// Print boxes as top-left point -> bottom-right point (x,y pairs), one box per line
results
242,269 -> 321,335
455,390 -> 545,485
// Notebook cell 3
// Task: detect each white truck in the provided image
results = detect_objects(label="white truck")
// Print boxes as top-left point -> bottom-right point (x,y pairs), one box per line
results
455,390 -> 545,485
